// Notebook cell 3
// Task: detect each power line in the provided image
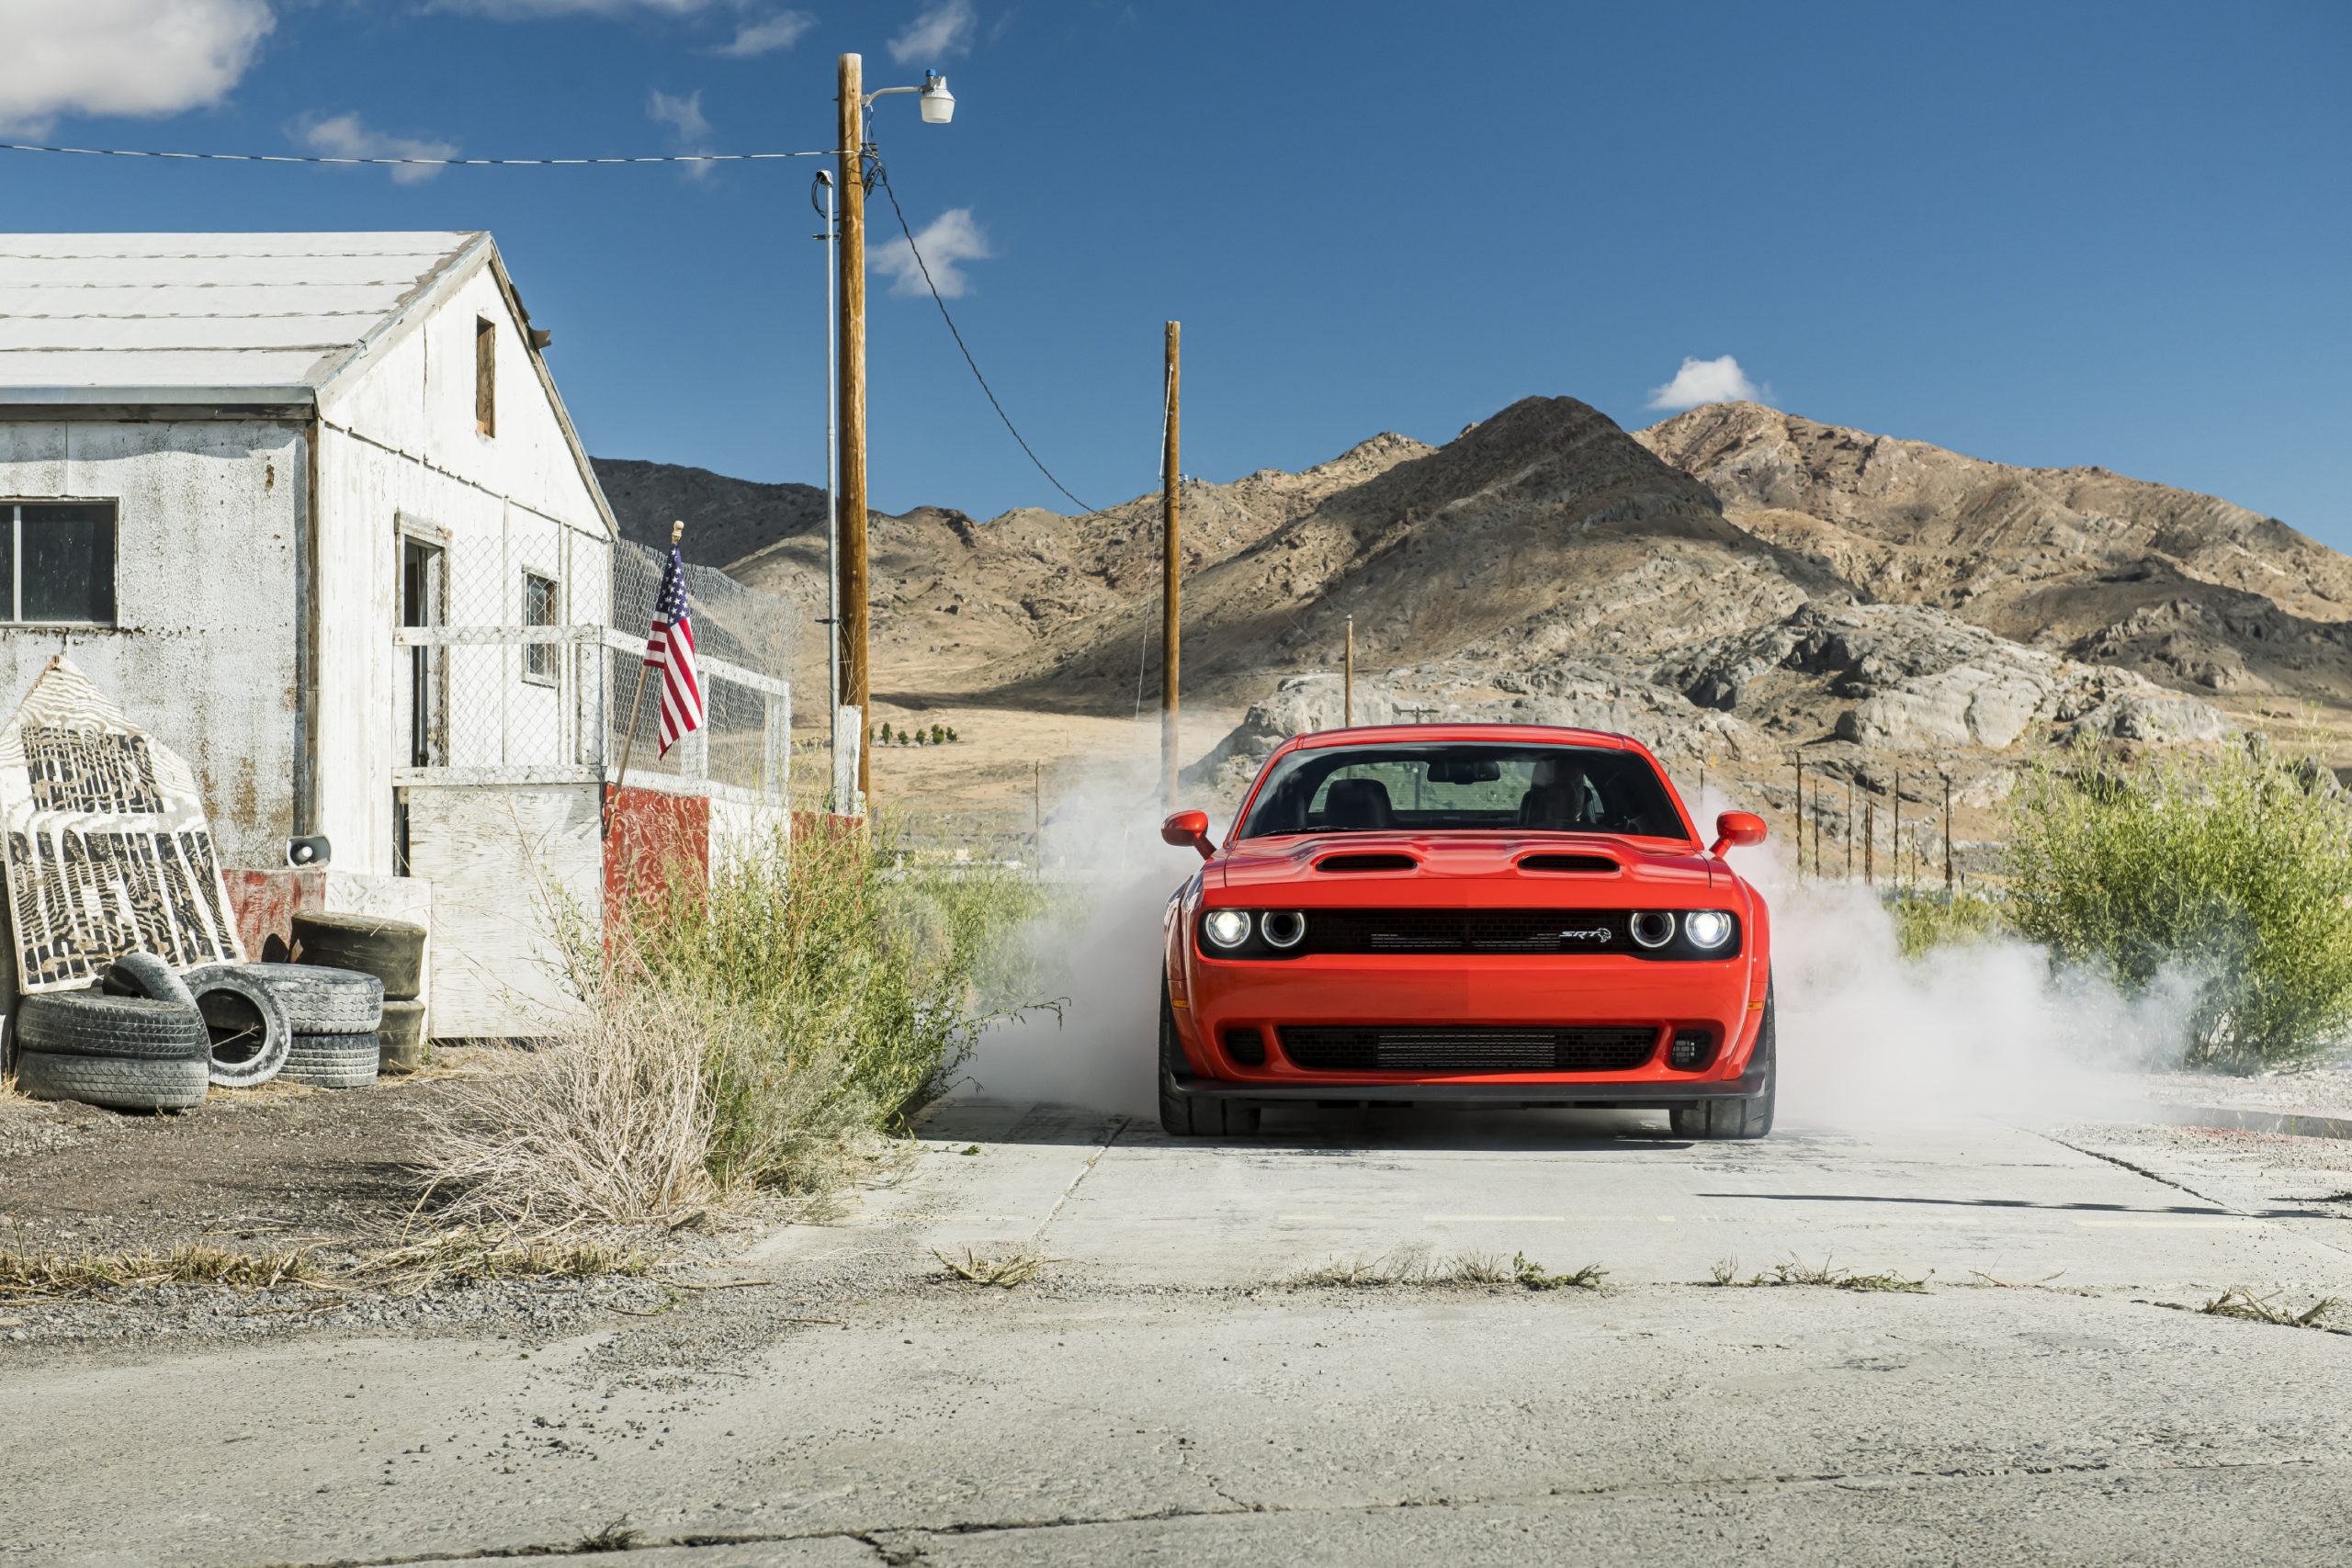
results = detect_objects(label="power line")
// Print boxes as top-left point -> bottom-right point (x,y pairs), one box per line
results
868,158 -> 1102,517
0,141 -> 831,167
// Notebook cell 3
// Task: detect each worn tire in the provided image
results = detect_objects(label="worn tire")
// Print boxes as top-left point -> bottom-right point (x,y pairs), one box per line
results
99,952 -> 198,1010
1671,985 -> 1776,1141
278,1032 -> 380,1089
235,963 -> 383,1034
15,1049 -> 208,1111
378,1001 -> 428,1075
291,912 -> 424,1002
185,966 -> 293,1089
1156,987 -> 1260,1139
16,990 -> 209,1062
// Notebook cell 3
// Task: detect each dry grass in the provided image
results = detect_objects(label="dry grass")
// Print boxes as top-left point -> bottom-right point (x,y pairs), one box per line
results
1288,1246 -> 1605,1292
933,1245 -> 1046,1288
2199,1287 -> 2342,1328
1708,1254 -> 1930,1292
0,1227 -> 647,1301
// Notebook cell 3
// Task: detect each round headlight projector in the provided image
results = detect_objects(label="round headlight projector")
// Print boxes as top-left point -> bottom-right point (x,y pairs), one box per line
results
1683,909 -> 1734,950
1629,910 -> 1678,949
1204,909 -> 1252,949
1261,910 -> 1307,949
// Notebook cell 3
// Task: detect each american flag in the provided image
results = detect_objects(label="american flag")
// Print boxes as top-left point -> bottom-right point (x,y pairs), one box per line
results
646,545 -> 704,755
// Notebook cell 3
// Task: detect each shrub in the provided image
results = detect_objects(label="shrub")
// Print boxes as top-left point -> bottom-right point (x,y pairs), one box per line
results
877,721 -> 894,745
429,821 -> 1046,1223
2005,743 -> 2352,1070
1891,890 -> 2007,958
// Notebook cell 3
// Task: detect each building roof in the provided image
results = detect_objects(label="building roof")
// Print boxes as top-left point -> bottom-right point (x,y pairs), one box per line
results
0,231 -> 486,405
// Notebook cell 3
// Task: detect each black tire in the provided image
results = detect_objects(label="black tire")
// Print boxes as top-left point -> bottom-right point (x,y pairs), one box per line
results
230,963 -> 383,1034
291,912 -> 424,1002
15,990 -> 209,1062
1156,988 -> 1260,1138
278,1032 -> 380,1089
100,952 -> 197,1010
379,1001 -> 428,1076
15,1049 -> 208,1111
186,967 -> 293,1089
1671,985 -> 1777,1141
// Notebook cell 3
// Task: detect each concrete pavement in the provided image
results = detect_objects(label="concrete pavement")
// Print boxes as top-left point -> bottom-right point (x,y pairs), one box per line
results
6,1100 -> 2351,1566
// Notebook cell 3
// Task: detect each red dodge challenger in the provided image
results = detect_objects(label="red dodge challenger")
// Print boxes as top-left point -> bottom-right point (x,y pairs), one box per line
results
1158,724 -> 1775,1140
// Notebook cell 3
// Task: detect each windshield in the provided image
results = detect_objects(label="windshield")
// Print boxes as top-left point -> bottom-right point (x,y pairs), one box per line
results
1235,743 -> 1689,841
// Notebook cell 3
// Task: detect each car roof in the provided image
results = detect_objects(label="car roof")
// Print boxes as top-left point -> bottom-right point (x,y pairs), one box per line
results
1275,723 -> 1642,755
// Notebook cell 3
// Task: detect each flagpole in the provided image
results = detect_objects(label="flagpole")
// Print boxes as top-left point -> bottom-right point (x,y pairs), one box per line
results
605,518 -> 682,840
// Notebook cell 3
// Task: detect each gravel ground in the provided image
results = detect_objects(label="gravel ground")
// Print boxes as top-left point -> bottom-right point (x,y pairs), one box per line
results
2137,1060 -> 2352,1119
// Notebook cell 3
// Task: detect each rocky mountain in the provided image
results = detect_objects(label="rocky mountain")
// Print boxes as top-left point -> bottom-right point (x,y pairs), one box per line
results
592,457 -> 830,568
1635,402 -> 2352,709
594,393 -> 2345,809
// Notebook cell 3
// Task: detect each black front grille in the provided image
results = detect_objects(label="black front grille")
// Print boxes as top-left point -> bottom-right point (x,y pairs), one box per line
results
1279,1026 -> 1659,1074
1303,908 -> 1633,955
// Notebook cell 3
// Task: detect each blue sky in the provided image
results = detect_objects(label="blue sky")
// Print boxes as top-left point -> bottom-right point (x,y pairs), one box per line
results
5,1 -> 2348,543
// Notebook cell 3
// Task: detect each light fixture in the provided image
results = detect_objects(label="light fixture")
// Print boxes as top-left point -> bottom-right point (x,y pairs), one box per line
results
1204,909 -> 1252,949
1261,911 -> 1307,949
919,71 -> 956,124
1629,910 -> 1677,949
1683,910 -> 1734,950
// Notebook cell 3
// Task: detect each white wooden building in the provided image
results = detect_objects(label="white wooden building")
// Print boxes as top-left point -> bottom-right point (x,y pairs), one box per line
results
0,231 -> 707,1034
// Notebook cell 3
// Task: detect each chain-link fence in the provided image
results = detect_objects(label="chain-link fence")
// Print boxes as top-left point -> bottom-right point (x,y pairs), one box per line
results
605,539 -> 791,807
391,527 -> 790,807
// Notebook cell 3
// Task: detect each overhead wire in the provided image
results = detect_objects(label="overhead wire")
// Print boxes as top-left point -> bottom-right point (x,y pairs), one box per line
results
0,141 -> 831,167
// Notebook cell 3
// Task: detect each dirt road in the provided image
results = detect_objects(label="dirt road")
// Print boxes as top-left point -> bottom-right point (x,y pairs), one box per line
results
6,1101 -> 2352,1566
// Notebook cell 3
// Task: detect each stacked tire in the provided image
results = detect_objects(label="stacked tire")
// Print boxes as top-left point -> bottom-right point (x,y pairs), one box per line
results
12,989 -> 210,1112
228,963 -> 384,1089
292,912 -> 427,1076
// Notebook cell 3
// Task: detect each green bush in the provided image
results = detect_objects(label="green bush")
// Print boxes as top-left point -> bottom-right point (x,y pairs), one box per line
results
1891,890 -> 2007,958
2005,743 -> 2352,1071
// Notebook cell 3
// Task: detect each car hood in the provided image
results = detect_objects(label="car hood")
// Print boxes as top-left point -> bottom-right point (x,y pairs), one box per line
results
1215,831 -> 1727,901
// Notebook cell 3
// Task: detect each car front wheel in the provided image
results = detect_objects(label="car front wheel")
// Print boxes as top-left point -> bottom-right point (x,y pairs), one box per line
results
1671,983 -> 1776,1141
1157,986 -> 1260,1139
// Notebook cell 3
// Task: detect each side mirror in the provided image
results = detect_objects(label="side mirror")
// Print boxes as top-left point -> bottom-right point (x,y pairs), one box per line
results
1160,808 -> 1216,862
1709,810 -> 1768,857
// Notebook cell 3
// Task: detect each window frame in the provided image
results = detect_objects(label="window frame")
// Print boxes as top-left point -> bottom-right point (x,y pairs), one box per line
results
0,499 -> 119,628
521,568 -> 561,687
474,314 -> 497,437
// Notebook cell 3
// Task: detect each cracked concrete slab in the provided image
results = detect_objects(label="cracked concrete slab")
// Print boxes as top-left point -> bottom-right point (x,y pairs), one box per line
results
6,1101 -> 2351,1565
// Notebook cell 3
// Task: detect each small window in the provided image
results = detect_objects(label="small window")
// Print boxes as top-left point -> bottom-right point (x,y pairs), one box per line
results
522,570 -> 560,685
474,315 -> 496,436
0,502 -> 117,626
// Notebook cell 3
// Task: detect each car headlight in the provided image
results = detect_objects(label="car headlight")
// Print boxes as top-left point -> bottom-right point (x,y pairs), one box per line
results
1683,909 -> 1734,950
1204,908 -> 1253,949
1261,910 -> 1306,949
1629,910 -> 1677,949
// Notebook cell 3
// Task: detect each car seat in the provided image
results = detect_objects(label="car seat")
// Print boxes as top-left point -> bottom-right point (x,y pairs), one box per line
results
1323,777 -> 1396,829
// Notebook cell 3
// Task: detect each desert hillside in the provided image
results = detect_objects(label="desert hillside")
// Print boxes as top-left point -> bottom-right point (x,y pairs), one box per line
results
594,393 -> 2351,822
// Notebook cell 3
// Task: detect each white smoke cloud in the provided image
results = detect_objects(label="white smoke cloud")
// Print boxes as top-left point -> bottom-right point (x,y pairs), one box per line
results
0,0 -> 275,135
872,207 -> 990,298
294,113 -> 459,185
888,0 -> 974,63
1646,354 -> 1764,412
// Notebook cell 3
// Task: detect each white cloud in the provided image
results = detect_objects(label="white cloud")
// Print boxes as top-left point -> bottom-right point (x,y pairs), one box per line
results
888,0 -> 974,63
1645,355 -> 1764,412
0,0 -> 274,135
719,8 -> 815,54
647,88 -> 717,179
872,207 -> 989,298
432,0 -> 715,16
295,112 -> 458,185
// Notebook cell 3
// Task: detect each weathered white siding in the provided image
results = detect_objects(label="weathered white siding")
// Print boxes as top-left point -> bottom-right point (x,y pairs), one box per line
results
312,257 -> 612,874
0,418 -> 302,863
404,784 -> 597,1038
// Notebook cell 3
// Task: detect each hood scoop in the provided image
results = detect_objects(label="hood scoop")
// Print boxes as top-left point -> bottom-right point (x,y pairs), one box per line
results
1315,852 -> 1419,873
1517,852 -> 1621,874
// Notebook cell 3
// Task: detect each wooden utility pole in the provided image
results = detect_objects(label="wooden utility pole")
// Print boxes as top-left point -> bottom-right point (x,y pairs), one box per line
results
1891,770 -> 1902,897
836,52 -> 872,806
1792,759 -> 1804,878
1160,321 -> 1181,809
1845,780 -> 1854,880
1343,614 -> 1354,728
1864,786 -> 1875,886
1943,773 -> 1954,893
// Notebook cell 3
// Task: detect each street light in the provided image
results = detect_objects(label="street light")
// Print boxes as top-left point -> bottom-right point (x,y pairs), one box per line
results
834,52 -> 957,811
